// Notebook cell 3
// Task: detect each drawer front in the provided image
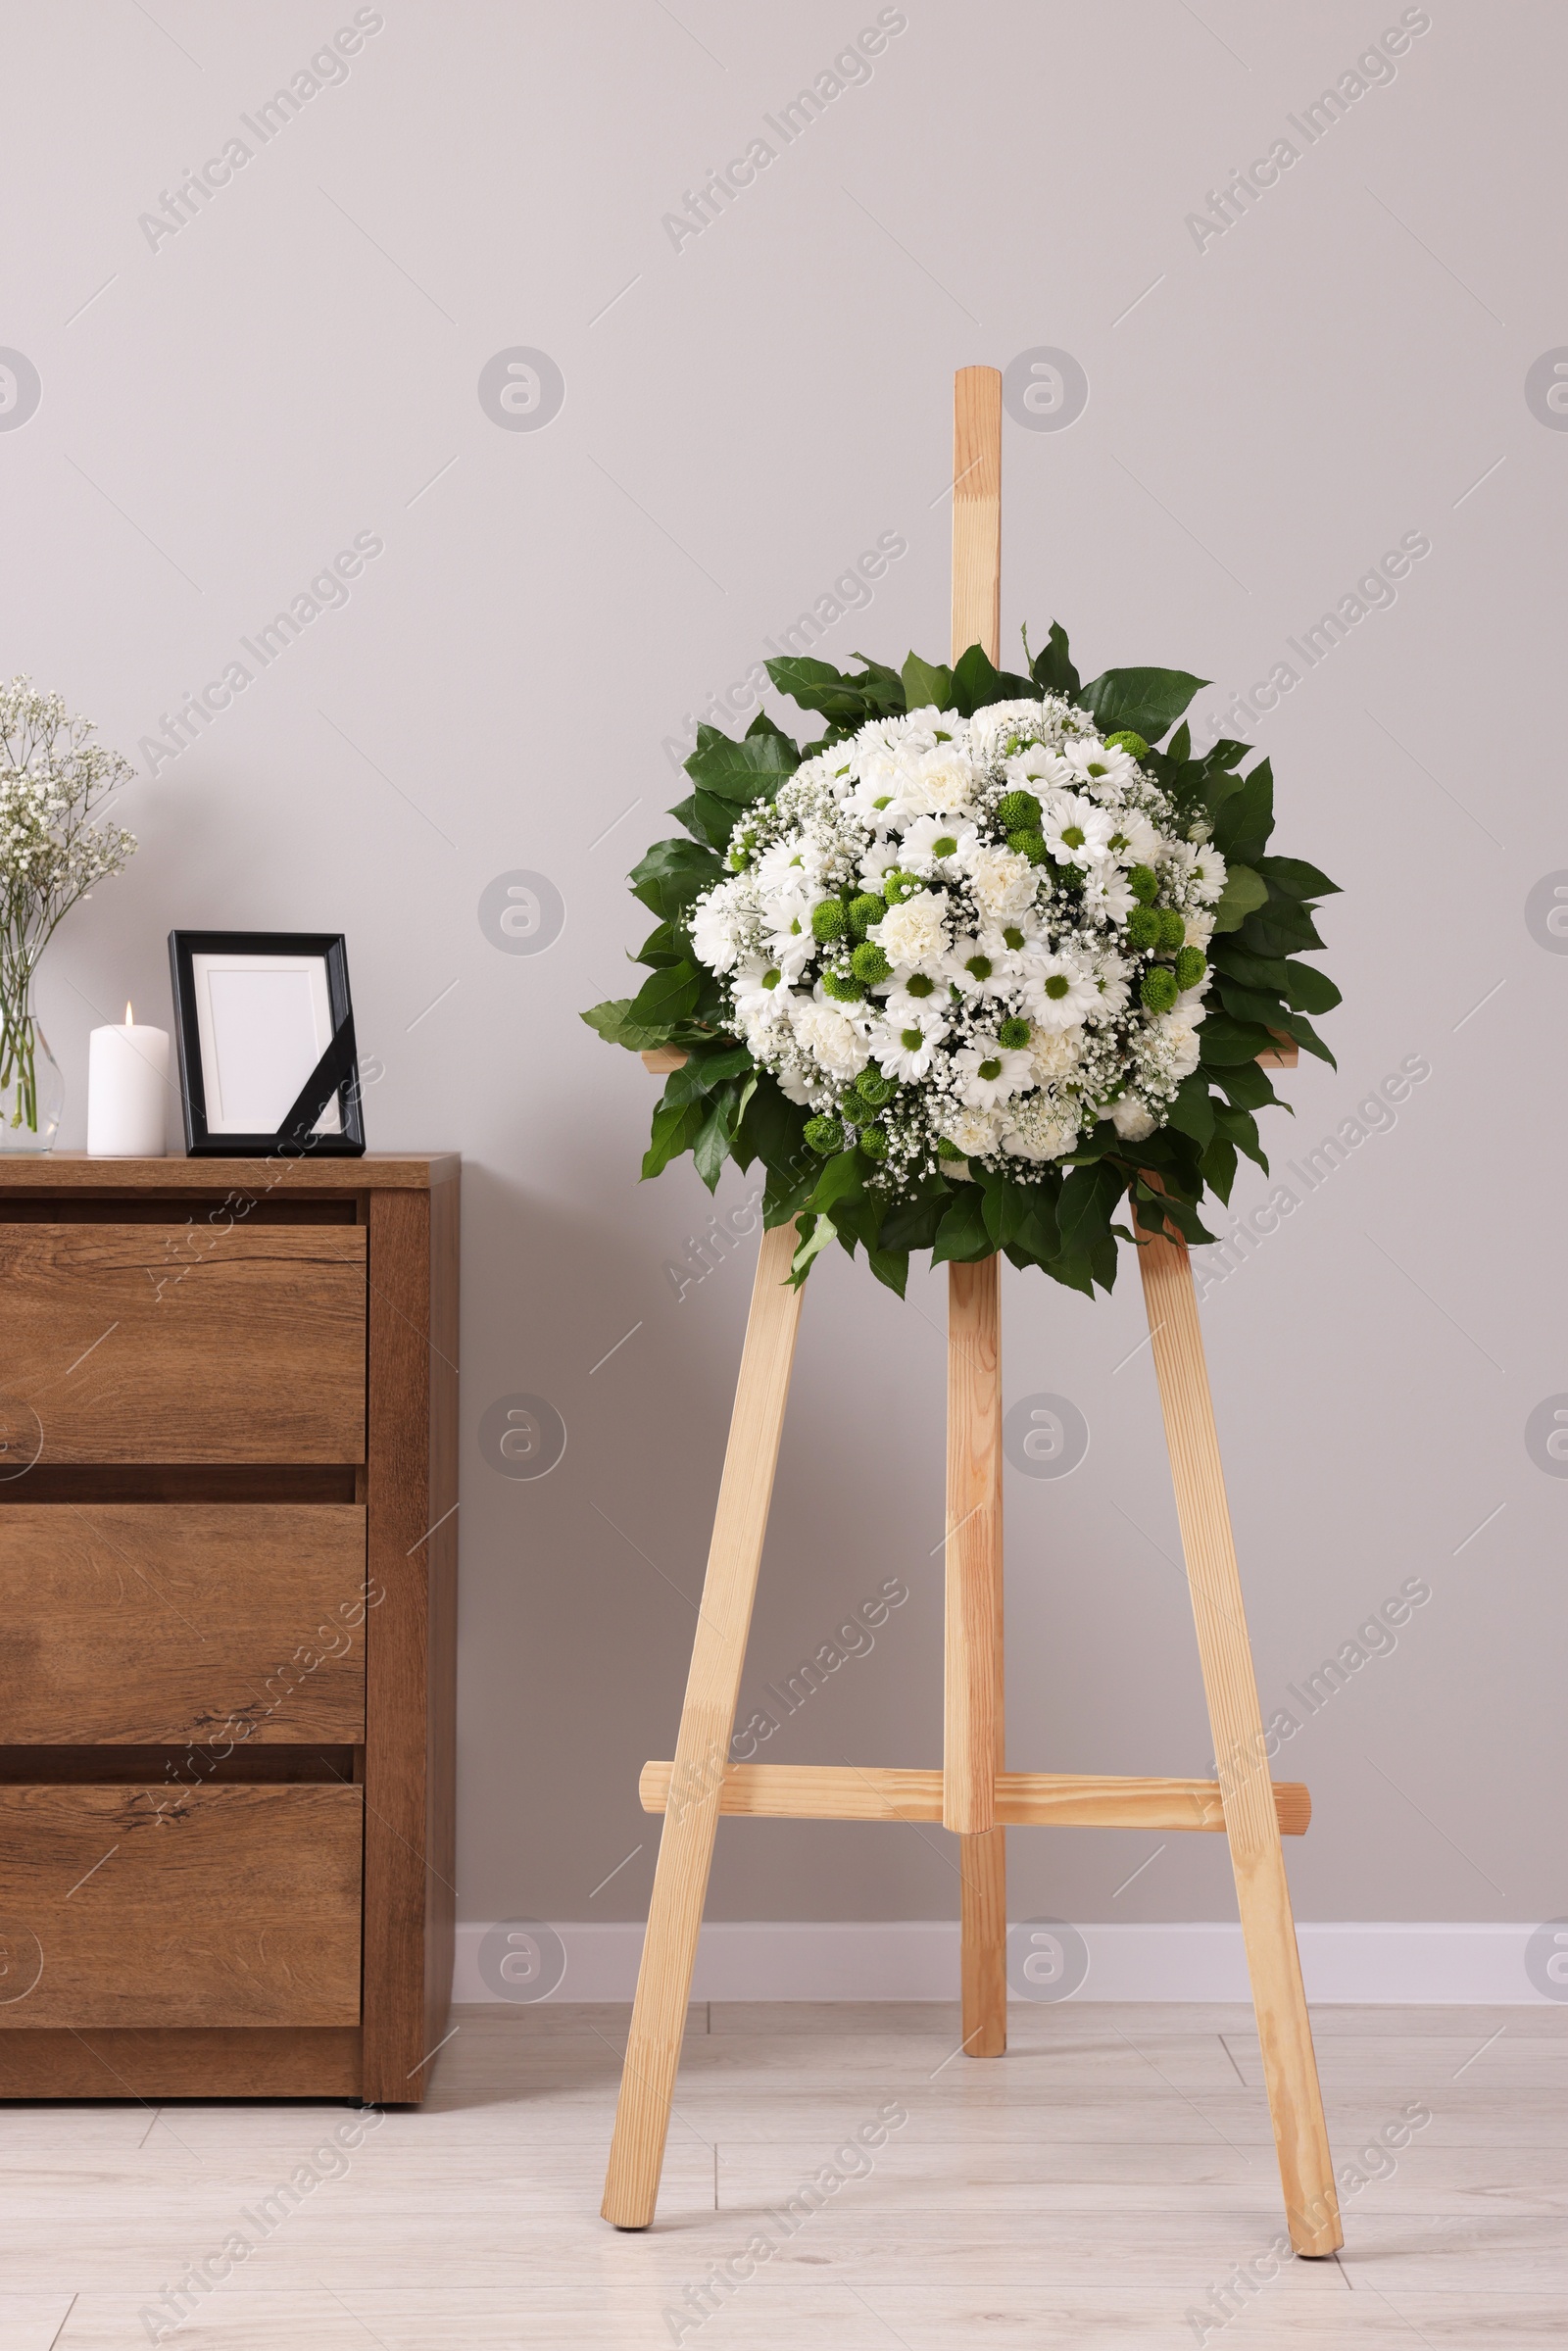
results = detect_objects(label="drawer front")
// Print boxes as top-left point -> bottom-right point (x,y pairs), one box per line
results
0,1505 -> 368,1744
0,1782 -> 363,2028
0,1224 -> 367,1462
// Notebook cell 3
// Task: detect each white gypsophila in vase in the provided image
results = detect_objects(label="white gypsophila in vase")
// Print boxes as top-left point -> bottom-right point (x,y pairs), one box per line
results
0,679 -> 137,1148
686,694 -> 1222,1195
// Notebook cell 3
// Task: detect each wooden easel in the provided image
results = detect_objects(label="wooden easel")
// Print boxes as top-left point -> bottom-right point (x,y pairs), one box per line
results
602,368 -> 1343,2259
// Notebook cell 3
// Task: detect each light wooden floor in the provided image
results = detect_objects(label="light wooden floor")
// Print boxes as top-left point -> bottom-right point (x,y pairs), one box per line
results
0,2000 -> 1562,2346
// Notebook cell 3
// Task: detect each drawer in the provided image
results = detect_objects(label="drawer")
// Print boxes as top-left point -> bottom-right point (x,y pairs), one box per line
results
0,1223 -> 367,1461
0,1782 -> 363,2028
0,1506 -> 368,1743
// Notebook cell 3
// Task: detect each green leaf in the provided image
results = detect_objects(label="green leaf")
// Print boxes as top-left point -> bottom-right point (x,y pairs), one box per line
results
1200,1134 -> 1238,1203
1240,901 -> 1325,955
764,657 -> 868,725
1274,1010 -> 1336,1067
846,654 -> 906,713
626,961 -> 701,1029
948,643 -> 1006,715
641,1096 -> 706,1180
1212,759 -> 1274,864
685,726 -> 797,802
692,1101 -> 733,1192
1166,720 -> 1191,764
1210,862 -> 1270,933
1280,958 -> 1341,1014
1166,1071 -> 1215,1146
806,1148 -> 865,1215
1211,1100 -> 1267,1171
878,1191 -> 948,1254
736,1071 -> 809,1176
1056,1162 -> 1121,1259
1215,978 -> 1291,1030
901,652 -> 953,711
1077,666 -> 1208,745
1198,1012 -> 1277,1065
579,998 -> 666,1051
684,1041 -> 754,1089
667,790 -> 739,851
629,837 -> 724,921
932,1187 -> 992,1264
1209,1058 -> 1281,1113
1030,620 -> 1080,700
1256,854 -> 1340,900
977,1171 -> 1032,1249
867,1246 -> 910,1298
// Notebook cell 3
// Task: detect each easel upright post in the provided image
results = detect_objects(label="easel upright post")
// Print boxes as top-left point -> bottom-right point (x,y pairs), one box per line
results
945,366 -> 1008,2057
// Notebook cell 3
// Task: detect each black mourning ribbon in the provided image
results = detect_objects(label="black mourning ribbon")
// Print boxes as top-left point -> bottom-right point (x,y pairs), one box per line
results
275,1010 -> 359,1149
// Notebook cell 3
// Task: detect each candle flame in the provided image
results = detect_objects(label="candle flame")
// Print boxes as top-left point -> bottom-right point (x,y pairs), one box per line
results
125,1004 -> 134,1026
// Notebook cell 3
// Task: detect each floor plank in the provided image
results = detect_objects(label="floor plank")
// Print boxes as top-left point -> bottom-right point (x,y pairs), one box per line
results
0,2002 -> 1557,2344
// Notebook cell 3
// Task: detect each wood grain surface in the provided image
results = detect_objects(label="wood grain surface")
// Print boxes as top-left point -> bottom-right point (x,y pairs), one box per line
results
0,1153 -> 457,1192
0,1224 -> 368,1463
1138,1213 -> 1342,2255
360,1181 -> 459,2105
0,1781 -> 363,2029
0,1504 -> 368,1744
603,1219 -> 805,2229
950,363 -> 1003,665
638,1761 -> 1311,1834
0,2024 -> 362,2097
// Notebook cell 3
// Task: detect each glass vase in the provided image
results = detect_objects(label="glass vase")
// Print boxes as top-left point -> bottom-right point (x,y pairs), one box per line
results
0,1004 -> 63,1152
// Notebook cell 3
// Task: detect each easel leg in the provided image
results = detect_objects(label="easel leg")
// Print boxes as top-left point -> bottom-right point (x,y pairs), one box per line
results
1138,1219 -> 1342,2256
602,1221 -> 805,2229
946,1255 -> 1006,2057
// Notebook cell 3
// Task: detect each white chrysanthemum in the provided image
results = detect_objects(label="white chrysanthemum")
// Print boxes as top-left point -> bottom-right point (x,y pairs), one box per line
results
900,814 -> 980,872
732,960 -> 788,1027
1167,839 -> 1228,905
690,882 -> 752,974
872,887 -> 950,968
874,1007 -> 947,1082
1042,792 -> 1115,869
1063,738 -> 1136,792
953,1040 -> 1034,1110
946,935 -> 1012,1002
1080,868 -> 1138,926
1025,952 -> 1102,1033
1184,908 -> 1216,951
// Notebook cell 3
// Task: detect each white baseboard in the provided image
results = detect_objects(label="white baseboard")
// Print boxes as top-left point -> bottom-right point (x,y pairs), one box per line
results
452,1920 -> 1551,2006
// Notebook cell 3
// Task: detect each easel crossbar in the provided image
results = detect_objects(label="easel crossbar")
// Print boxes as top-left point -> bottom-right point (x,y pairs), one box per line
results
639,1760 -> 1309,1835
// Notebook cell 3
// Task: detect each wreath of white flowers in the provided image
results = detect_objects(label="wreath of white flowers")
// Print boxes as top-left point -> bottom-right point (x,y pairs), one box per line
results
585,629 -> 1339,1298
689,695 -> 1222,1188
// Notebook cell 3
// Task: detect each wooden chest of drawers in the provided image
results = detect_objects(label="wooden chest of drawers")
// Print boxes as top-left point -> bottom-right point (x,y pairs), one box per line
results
0,1154 -> 458,2103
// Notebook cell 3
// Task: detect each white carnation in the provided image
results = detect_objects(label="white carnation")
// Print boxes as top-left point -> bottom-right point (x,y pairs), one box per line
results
791,996 -> 871,1080
872,887 -> 950,968
1108,1097 -> 1157,1141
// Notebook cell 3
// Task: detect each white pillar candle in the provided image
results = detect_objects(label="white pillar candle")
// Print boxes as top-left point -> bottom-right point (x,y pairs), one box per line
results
87,1004 -> 170,1156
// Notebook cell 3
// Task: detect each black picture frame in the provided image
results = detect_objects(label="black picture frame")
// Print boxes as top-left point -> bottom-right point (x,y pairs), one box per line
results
168,930 -> 367,1157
